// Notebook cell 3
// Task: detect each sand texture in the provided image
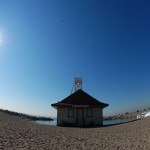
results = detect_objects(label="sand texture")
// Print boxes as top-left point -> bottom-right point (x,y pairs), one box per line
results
0,112 -> 150,150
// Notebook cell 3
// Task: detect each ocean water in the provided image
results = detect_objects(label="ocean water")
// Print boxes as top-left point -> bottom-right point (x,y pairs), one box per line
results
35,118 -> 134,126
103,118 -> 134,125
35,118 -> 57,126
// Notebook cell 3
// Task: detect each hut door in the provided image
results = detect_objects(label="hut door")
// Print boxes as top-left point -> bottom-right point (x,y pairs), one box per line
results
77,108 -> 83,126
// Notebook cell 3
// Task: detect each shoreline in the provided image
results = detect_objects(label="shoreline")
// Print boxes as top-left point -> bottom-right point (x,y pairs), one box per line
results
0,109 -> 53,121
35,117 -> 135,127
103,111 -> 146,120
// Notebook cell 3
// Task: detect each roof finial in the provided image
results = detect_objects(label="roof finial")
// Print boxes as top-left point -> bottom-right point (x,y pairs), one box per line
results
71,77 -> 82,94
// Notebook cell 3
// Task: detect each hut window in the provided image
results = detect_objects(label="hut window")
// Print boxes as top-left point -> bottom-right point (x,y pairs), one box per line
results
68,108 -> 74,117
87,108 -> 93,117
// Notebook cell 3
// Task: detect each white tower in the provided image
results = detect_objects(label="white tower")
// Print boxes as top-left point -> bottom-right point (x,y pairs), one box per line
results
71,77 -> 82,93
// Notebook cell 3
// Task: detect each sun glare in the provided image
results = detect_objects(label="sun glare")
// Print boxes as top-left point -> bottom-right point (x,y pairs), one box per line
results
0,29 -> 6,47
0,37 -> 2,44
0,32 -> 3,46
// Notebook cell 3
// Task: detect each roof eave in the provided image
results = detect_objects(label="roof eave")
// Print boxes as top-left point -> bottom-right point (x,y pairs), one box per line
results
51,103 -> 109,109
102,103 -> 109,108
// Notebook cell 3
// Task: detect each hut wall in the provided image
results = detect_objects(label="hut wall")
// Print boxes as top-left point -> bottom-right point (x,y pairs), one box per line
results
57,107 -> 103,126
57,108 -> 76,126
83,108 -> 103,126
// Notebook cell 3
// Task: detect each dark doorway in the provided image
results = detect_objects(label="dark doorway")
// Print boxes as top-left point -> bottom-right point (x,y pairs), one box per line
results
77,108 -> 84,126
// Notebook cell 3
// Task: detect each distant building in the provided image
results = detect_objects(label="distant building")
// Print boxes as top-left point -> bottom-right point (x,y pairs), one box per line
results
51,89 -> 109,127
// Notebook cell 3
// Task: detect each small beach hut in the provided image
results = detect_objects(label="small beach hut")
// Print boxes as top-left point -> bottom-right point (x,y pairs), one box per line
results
51,89 -> 109,127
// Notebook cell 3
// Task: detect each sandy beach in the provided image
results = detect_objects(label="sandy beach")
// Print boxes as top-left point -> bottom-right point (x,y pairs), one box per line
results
0,112 -> 150,150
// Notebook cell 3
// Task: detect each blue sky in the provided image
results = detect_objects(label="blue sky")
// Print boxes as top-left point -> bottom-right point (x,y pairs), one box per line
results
0,0 -> 150,117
